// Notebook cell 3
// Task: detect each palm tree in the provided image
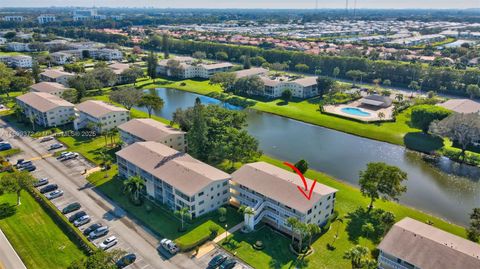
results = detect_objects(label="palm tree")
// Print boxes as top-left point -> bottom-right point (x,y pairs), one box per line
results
331,217 -> 344,247
286,217 -> 299,245
238,205 -> 255,230
378,112 -> 385,120
306,223 -> 321,248
395,94 -> 404,102
122,176 -> 145,205
344,245 -> 370,269
174,207 -> 192,231
28,113 -> 37,131
296,222 -> 308,252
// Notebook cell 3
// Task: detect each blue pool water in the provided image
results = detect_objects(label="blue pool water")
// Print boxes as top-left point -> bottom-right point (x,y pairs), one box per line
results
341,107 -> 371,117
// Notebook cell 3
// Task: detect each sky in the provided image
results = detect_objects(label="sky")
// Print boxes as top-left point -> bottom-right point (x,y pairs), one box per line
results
0,0 -> 479,9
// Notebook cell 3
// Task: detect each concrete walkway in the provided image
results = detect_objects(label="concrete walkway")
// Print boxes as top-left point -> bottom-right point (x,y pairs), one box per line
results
0,229 -> 27,269
213,222 -> 244,243
195,222 -> 244,259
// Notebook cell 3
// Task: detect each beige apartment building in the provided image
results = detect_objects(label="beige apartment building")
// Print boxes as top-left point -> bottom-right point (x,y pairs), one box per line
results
40,69 -> 75,86
16,92 -> 75,127
118,118 -> 187,151
74,100 -> 129,132
116,142 -> 231,217
157,56 -> 233,79
378,217 -> 480,269
230,162 -> 337,234
30,82 -> 68,97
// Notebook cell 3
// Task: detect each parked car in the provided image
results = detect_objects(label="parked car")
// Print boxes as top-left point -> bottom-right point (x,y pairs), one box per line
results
61,152 -> 79,161
56,151 -> 72,159
62,202 -> 81,214
68,211 -> 87,222
33,178 -> 49,187
88,226 -> 109,239
159,239 -> 179,254
0,143 -> 12,151
45,189 -> 63,200
19,164 -> 36,172
99,236 -> 118,250
40,184 -> 58,194
84,223 -> 103,236
40,136 -> 54,143
208,254 -> 228,268
16,160 -> 32,168
48,143 -> 63,151
219,258 -> 237,269
116,253 -> 136,268
74,215 -> 91,227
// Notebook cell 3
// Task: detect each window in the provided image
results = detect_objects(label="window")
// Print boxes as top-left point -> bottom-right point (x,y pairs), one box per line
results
199,200 -> 204,205
307,209 -> 312,214
198,192 -> 204,197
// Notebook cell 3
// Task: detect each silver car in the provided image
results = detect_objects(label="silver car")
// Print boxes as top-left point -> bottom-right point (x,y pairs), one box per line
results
74,215 -> 91,227
45,189 -> 63,200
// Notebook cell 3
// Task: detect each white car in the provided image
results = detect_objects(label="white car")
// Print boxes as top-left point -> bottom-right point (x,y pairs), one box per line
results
99,236 -> 118,250
160,238 -> 179,254
74,215 -> 91,227
45,189 -> 63,200
62,152 -> 79,161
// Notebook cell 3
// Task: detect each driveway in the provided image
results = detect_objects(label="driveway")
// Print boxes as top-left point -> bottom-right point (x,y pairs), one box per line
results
0,119 -> 202,269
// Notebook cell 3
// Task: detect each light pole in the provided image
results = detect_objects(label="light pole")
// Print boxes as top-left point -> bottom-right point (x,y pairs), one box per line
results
225,224 -> 228,241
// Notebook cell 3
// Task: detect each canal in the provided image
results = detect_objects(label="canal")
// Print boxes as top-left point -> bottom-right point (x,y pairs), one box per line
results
137,88 -> 480,225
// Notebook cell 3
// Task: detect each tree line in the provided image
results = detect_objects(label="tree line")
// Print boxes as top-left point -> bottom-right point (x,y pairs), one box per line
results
154,38 -> 480,97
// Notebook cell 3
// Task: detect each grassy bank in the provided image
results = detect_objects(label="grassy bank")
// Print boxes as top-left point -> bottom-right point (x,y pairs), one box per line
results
0,191 -> 86,269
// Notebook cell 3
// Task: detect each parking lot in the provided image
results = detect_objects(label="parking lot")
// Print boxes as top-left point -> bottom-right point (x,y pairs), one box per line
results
195,245 -> 252,269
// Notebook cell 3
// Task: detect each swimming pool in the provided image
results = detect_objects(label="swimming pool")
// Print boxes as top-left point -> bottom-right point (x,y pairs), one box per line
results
341,107 -> 371,117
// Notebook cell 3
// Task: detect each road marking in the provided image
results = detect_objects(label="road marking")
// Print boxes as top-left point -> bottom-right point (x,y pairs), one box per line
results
28,154 -> 53,161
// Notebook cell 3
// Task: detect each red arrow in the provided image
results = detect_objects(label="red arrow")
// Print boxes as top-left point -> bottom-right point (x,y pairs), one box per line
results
284,162 -> 317,200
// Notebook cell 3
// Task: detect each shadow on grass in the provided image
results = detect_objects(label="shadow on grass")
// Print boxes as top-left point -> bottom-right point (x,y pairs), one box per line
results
276,101 -> 288,106
404,132 -> 444,153
0,202 -> 16,219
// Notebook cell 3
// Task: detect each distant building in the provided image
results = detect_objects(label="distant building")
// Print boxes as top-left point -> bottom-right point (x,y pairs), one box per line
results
37,15 -> 56,24
6,55 -> 33,68
378,217 -> 480,269
30,82 -> 68,97
88,48 -> 123,61
2,16 -> 24,22
74,100 -> 129,132
73,9 -> 106,21
6,42 -> 30,52
116,141 -> 231,218
16,92 -> 75,127
157,57 -> 233,79
260,75 -> 318,99
108,62 -> 130,83
230,162 -> 337,234
234,67 -> 269,79
50,52 -> 74,65
40,69 -> 75,86
118,119 -> 187,151
438,99 -> 480,114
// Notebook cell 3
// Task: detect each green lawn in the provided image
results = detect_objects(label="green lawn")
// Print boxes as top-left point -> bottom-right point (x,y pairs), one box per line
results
0,148 -> 22,158
56,133 -> 120,165
0,191 -> 86,269
219,155 -> 468,269
87,170 -> 243,249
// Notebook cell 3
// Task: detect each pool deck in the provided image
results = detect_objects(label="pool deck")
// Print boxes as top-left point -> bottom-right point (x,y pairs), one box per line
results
324,101 -> 393,122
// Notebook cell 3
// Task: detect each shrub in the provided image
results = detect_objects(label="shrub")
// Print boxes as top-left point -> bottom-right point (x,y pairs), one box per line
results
253,240 -> 265,250
411,105 -> 452,133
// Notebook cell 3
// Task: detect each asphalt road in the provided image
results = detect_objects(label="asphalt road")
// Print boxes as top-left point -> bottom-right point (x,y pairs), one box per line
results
0,118 -> 202,269
0,229 -> 27,269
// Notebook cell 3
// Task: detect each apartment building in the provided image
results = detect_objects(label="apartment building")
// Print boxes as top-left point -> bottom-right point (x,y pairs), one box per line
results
0,55 -> 33,68
74,100 -> 129,132
88,48 -> 123,61
7,42 -> 30,52
37,15 -> 56,24
16,92 -> 75,127
50,52 -> 73,65
108,63 -> 130,84
2,16 -> 24,22
261,76 -> 318,99
30,82 -> 68,97
118,118 -> 187,151
157,57 -> 233,79
234,67 -> 269,79
230,162 -> 337,233
116,141 -> 231,217
40,69 -> 75,86
378,217 -> 480,269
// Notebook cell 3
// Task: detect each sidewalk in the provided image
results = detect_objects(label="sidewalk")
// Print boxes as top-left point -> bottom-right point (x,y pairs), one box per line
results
0,229 -> 27,269
213,221 -> 244,243
195,221 -> 244,259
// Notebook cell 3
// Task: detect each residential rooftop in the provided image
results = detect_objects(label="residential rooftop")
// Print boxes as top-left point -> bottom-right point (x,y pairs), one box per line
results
116,141 -> 231,196
118,118 -> 185,141
40,69 -> 75,79
16,92 -> 74,112
231,162 -> 337,213
234,67 -> 268,79
378,217 -> 480,269
75,100 -> 128,118
30,82 -> 67,93
438,99 -> 480,114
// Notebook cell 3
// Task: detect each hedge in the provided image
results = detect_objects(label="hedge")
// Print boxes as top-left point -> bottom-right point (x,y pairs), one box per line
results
174,231 -> 216,252
27,187 -> 96,253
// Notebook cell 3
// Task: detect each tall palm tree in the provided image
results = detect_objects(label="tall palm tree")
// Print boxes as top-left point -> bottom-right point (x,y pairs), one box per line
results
122,176 -> 145,205
296,222 -> 308,252
306,223 -> 321,248
174,207 -> 192,231
28,113 -> 37,131
286,217 -> 299,245
331,217 -> 344,247
344,245 -> 370,269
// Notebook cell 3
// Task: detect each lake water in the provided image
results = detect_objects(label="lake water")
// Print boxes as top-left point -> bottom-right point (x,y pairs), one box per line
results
136,88 -> 480,225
